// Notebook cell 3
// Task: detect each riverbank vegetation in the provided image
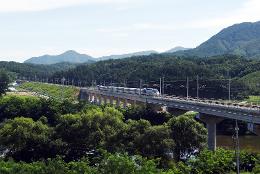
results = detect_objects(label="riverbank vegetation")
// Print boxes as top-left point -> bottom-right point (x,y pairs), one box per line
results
18,82 -> 80,101
0,95 -> 259,173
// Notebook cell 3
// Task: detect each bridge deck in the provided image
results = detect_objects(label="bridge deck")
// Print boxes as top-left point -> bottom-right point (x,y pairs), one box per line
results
83,88 -> 260,124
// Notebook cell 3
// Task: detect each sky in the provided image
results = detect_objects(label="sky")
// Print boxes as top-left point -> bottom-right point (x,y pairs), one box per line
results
0,0 -> 260,62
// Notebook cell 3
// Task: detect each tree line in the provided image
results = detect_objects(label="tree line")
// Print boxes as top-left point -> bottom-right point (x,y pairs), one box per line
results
0,95 -> 259,173
51,54 -> 260,99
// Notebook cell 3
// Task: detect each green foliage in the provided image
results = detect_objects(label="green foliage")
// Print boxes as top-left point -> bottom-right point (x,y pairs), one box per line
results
0,157 -> 95,174
123,106 -> 171,125
0,117 -> 53,161
54,107 -> 126,160
0,61 -> 77,79
238,71 -> 260,95
137,125 -> 174,158
53,55 -> 260,99
0,70 -> 9,96
0,95 -> 87,125
0,95 -> 258,174
180,21 -> 260,58
246,96 -> 260,105
188,148 -> 235,174
19,82 -> 79,101
167,113 -> 207,161
98,153 -> 163,174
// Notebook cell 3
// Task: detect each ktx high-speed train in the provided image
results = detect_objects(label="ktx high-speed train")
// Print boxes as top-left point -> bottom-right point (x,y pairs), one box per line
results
97,85 -> 160,96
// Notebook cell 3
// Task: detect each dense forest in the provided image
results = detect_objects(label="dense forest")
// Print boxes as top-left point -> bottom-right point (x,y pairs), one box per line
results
0,61 -> 77,80
0,70 -> 259,173
0,94 -> 259,173
2,54 -> 260,99
51,54 -> 260,99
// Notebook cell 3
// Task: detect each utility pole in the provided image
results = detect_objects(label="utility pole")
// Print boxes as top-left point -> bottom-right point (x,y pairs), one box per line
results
124,79 -> 127,87
139,79 -> 142,96
61,77 -> 65,101
196,75 -> 199,99
160,77 -> 162,96
228,78 -> 231,102
235,119 -> 240,174
186,77 -> 189,99
162,76 -> 165,96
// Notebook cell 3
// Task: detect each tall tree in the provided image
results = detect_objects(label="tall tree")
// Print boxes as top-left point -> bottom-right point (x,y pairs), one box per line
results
167,113 -> 207,161
0,70 -> 9,96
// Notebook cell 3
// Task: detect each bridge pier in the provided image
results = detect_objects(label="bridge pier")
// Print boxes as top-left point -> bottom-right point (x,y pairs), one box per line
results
104,96 -> 108,105
116,97 -> 120,108
79,89 -> 89,101
89,94 -> 94,103
109,96 -> 113,106
97,95 -> 102,105
123,99 -> 128,108
94,94 -> 98,104
199,114 -> 224,151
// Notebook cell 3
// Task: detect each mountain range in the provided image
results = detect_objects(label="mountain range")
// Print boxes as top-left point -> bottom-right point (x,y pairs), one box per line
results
24,50 -> 96,64
24,21 -> 260,64
173,21 -> 260,58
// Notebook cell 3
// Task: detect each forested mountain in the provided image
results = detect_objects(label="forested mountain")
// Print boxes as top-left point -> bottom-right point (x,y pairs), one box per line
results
97,50 -> 158,61
0,61 -> 77,79
52,54 -> 260,99
174,21 -> 260,58
53,54 -> 259,82
24,50 -> 96,64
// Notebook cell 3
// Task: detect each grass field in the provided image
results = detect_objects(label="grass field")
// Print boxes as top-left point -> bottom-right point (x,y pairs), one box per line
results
18,82 -> 80,101
246,96 -> 260,105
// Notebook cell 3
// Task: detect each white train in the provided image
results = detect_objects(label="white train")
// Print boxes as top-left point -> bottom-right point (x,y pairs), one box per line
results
97,85 -> 160,96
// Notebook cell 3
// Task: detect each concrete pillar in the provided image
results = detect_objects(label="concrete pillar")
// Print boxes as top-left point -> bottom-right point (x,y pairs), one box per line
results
199,114 -> 224,151
89,94 -> 93,102
88,94 -> 91,102
97,95 -> 102,105
93,94 -> 98,104
109,96 -> 113,105
133,100 -> 137,107
79,89 -> 89,101
104,96 -> 108,105
123,99 -> 128,108
116,98 -> 120,108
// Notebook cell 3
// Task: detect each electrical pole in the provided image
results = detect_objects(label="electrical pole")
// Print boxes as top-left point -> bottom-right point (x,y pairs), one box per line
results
139,79 -> 142,96
160,77 -> 162,96
197,75 -> 199,99
124,79 -> 127,87
235,119 -> 240,174
229,78 -> 231,102
61,77 -> 65,101
186,77 -> 189,99
162,76 -> 165,96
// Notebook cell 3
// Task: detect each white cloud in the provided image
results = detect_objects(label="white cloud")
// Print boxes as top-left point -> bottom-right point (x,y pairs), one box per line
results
189,0 -> 260,29
0,0 -> 134,12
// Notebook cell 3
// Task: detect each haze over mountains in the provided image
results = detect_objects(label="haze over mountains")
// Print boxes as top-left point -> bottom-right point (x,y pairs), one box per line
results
24,21 -> 260,65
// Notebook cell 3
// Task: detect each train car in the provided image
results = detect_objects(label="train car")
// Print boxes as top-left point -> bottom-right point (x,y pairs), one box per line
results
97,86 -> 160,96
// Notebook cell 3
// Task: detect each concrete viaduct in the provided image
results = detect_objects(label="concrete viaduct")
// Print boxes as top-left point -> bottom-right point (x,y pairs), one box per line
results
80,87 -> 260,151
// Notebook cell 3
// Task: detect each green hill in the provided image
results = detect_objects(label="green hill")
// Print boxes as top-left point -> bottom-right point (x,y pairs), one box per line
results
24,50 -> 96,64
174,21 -> 260,59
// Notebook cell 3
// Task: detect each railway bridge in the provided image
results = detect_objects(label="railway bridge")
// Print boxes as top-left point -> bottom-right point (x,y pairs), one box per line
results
80,87 -> 260,151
